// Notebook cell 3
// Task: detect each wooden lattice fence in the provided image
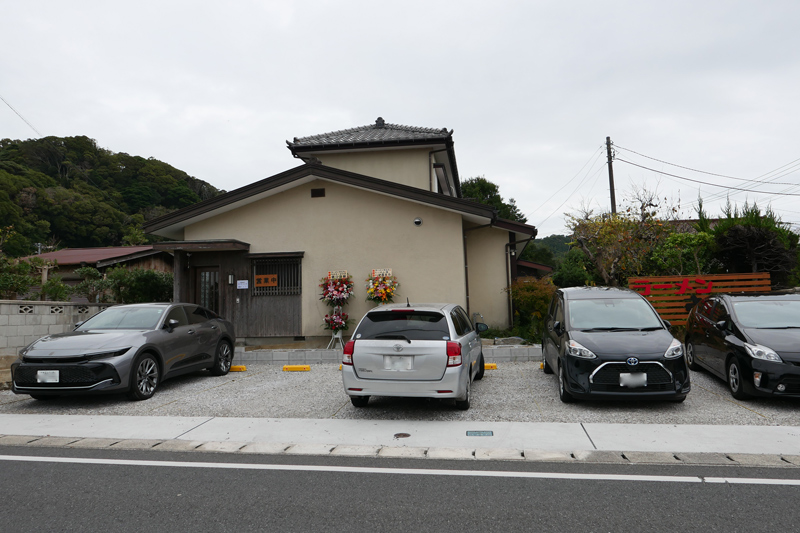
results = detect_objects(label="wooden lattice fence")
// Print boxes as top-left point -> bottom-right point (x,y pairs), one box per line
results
627,273 -> 771,326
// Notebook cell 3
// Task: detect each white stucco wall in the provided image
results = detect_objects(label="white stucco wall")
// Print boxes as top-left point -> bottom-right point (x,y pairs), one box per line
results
184,179 -> 470,337
464,225 -> 512,329
315,148 -> 433,191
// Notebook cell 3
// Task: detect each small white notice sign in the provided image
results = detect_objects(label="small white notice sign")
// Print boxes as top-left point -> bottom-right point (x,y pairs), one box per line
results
237,280 -> 249,289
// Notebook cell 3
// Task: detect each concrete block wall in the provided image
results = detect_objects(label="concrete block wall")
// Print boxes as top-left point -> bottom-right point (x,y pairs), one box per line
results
0,300 -> 107,388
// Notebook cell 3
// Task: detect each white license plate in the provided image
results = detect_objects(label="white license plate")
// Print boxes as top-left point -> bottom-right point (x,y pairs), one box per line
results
36,370 -> 59,383
384,356 -> 413,371
620,372 -> 647,388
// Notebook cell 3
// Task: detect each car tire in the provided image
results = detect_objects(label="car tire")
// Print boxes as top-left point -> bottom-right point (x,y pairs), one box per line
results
210,340 -> 233,376
543,355 -> 553,374
127,353 -> 160,401
685,340 -> 700,371
455,377 -> 471,410
350,395 -> 369,407
727,358 -> 751,400
558,362 -> 575,403
475,353 -> 485,381
30,394 -> 59,401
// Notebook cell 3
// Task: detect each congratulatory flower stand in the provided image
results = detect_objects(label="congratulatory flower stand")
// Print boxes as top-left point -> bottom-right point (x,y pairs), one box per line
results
320,272 -> 354,350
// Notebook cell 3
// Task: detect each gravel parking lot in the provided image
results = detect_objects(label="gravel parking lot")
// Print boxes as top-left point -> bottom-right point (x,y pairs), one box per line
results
2,362 -> 799,426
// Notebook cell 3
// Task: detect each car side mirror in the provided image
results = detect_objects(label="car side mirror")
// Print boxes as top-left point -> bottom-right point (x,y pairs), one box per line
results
553,321 -> 564,336
165,319 -> 179,331
714,320 -> 727,331
74,321 -> 84,330
476,322 -> 489,333
662,319 -> 672,330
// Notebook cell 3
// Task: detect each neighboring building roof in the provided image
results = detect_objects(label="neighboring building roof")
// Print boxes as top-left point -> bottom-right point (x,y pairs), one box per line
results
516,260 -> 554,273
286,117 -> 462,197
24,246 -> 155,266
287,117 -> 452,148
142,162 -> 537,241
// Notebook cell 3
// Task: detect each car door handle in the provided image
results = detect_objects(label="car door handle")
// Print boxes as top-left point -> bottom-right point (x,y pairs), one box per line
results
188,329 -> 195,335
211,325 -> 218,330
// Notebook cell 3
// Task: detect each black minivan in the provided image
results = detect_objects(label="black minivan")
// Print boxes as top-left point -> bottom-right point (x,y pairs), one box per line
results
542,286 -> 690,403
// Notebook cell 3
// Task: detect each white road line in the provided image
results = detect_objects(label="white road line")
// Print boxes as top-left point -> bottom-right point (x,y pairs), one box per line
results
2,454 -> 799,485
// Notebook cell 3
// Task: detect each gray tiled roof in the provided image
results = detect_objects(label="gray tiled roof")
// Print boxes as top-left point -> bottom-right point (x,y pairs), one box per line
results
288,117 -> 452,148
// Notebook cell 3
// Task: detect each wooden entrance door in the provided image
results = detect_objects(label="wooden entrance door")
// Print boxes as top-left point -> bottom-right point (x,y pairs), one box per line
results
196,268 -> 220,314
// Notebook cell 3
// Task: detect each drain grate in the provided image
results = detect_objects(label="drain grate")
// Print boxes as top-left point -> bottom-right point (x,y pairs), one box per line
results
393,433 -> 411,439
466,431 -> 494,437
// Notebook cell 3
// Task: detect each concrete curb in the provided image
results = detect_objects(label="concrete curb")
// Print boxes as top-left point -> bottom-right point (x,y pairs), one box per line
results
1,435 -> 797,467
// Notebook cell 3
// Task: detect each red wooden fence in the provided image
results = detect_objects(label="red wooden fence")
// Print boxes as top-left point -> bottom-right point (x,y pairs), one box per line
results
627,273 -> 771,326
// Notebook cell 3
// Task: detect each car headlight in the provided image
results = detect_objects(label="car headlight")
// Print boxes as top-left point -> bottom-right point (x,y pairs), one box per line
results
84,348 -> 132,361
664,338 -> 684,359
744,343 -> 782,363
567,340 -> 596,359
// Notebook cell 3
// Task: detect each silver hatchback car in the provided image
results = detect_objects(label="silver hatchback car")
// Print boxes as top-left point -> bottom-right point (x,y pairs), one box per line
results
341,303 -> 489,410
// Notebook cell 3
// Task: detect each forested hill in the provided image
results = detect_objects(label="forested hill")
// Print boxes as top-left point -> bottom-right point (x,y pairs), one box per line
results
0,136 -> 225,257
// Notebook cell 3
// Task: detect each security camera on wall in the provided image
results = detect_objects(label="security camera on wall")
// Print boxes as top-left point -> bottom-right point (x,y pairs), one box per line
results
414,218 -> 423,226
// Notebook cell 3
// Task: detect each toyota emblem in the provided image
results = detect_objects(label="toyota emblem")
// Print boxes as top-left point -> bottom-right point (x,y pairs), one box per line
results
626,357 -> 639,366
393,344 -> 404,353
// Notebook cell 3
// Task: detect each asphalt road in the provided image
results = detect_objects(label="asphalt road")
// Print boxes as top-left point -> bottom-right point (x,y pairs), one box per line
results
2,446 -> 800,532
2,362 -> 799,427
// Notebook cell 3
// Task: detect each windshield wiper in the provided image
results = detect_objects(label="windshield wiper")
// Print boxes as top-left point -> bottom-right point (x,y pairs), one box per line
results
639,326 -> 664,331
374,334 -> 412,343
756,326 -> 800,329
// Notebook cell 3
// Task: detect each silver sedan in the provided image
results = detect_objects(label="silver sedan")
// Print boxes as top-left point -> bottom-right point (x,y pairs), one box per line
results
11,303 -> 236,401
342,303 -> 488,410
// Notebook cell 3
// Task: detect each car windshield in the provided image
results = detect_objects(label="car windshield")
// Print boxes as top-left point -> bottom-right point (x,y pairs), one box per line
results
76,306 -> 166,330
733,300 -> 800,328
355,311 -> 450,341
568,298 -> 663,330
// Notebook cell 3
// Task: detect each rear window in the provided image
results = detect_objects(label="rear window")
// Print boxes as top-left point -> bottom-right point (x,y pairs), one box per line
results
354,311 -> 451,341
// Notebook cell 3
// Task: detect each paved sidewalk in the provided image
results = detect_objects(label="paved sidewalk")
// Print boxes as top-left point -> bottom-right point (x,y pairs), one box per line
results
2,414 -> 800,466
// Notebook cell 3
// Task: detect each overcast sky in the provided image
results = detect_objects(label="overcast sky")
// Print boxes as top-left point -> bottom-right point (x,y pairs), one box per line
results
3,0 -> 800,237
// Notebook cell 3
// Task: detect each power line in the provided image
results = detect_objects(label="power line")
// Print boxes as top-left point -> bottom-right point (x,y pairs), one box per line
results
616,158 -> 800,197
523,145 -> 604,222
536,159 -> 607,228
615,145 -> 800,186
0,93 -> 42,137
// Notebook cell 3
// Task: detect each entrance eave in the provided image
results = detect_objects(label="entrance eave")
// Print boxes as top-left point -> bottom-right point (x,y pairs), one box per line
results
151,240 -> 251,252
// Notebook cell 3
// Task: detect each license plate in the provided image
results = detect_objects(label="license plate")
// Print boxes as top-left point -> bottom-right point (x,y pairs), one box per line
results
36,370 -> 59,383
384,356 -> 413,371
620,372 -> 647,388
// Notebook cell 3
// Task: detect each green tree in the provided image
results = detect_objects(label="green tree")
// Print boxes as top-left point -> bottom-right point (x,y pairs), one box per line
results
507,276 -> 557,342
106,267 -> 173,303
461,176 -> 527,222
551,248 -> 598,287
701,201 -> 799,285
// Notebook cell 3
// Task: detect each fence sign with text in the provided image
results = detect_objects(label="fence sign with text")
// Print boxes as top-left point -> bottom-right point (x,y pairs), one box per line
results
628,273 -> 771,326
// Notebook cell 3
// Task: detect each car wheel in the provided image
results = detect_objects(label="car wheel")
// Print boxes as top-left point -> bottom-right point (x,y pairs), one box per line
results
30,394 -> 59,401
543,354 -> 553,374
475,353 -> 485,381
455,376 -> 471,410
350,395 -> 369,407
210,340 -> 233,376
685,341 -> 700,370
128,353 -> 160,401
558,362 -> 575,403
727,358 -> 751,400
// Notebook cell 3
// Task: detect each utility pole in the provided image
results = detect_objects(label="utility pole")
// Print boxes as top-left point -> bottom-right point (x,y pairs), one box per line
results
606,136 -> 617,214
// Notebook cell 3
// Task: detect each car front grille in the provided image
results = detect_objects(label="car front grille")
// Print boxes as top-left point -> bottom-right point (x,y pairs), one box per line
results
590,362 -> 674,392
13,363 -> 119,387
